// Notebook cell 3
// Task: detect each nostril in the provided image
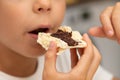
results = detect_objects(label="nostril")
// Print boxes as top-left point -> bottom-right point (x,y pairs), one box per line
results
38,8 -> 43,11
47,8 -> 51,11
38,8 -> 51,12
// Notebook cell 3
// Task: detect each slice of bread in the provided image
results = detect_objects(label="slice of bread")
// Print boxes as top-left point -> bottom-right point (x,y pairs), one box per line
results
37,26 -> 87,55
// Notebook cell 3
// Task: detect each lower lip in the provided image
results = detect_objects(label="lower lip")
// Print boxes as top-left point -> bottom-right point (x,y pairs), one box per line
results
29,33 -> 38,39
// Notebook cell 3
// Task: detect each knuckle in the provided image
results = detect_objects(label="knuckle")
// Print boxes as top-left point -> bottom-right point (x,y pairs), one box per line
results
100,7 -> 107,17
45,52 -> 54,59
100,6 -> 113,20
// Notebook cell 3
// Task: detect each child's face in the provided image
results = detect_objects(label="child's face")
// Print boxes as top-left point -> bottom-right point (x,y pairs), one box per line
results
0,0 -> 66,58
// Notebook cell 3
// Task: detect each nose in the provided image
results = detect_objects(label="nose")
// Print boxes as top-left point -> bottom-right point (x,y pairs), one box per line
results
33,0 -> 51,13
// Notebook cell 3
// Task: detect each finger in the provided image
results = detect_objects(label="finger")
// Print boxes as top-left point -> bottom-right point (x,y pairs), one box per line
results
70,48 -> 78,68
89,26 -> 106,37
111,3 -> 120,43
89,26 -> 116,40
100,6 -> 114,37
87,45 -> 101,80
73,34 -> 94,74
44,41 -> 57,72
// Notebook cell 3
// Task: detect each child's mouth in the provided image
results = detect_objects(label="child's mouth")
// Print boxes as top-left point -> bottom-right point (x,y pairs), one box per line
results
29,28 -> 49,39
29,28 -> 49,34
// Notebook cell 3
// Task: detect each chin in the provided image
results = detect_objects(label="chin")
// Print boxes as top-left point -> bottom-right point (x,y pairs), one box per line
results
21,47 -> 46,58
30,50 -> 46,58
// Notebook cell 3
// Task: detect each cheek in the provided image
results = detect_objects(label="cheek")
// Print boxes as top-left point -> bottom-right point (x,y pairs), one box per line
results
52,3 -> 66,26
0,3 -> 29,39
0,2 -> 29,29
0,6 -> 24,33
0,6 -> 31,56
0,10 -> 25,45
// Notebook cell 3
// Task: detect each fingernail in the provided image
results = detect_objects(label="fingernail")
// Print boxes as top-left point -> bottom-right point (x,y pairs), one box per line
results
107,30 -> 114,37
83,33 -> 89,39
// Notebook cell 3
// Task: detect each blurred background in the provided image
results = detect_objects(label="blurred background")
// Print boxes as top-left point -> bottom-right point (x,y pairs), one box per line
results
63,0 -> 120,78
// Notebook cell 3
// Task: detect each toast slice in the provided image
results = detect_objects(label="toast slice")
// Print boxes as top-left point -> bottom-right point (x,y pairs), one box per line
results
37,26 -> 87,55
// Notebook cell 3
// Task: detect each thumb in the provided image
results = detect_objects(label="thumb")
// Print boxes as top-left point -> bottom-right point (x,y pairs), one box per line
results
89,26 -> 106,37
44,41 -> 57,71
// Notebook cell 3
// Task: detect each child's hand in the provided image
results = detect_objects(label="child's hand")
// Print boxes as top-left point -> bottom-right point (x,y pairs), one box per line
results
43,34 -> 101,80
89,2 -> 120,43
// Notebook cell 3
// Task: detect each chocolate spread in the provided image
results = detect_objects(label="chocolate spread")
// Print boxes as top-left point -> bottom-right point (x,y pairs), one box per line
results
51,30 -> 78,46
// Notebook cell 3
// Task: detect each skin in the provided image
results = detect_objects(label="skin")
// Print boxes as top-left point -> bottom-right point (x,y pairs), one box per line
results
89,2 -> 120,80
0,0 -> 101,79
0,0 -> 66,77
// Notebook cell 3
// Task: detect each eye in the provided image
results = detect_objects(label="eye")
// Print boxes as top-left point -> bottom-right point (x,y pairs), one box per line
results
29,28 -> 49,34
